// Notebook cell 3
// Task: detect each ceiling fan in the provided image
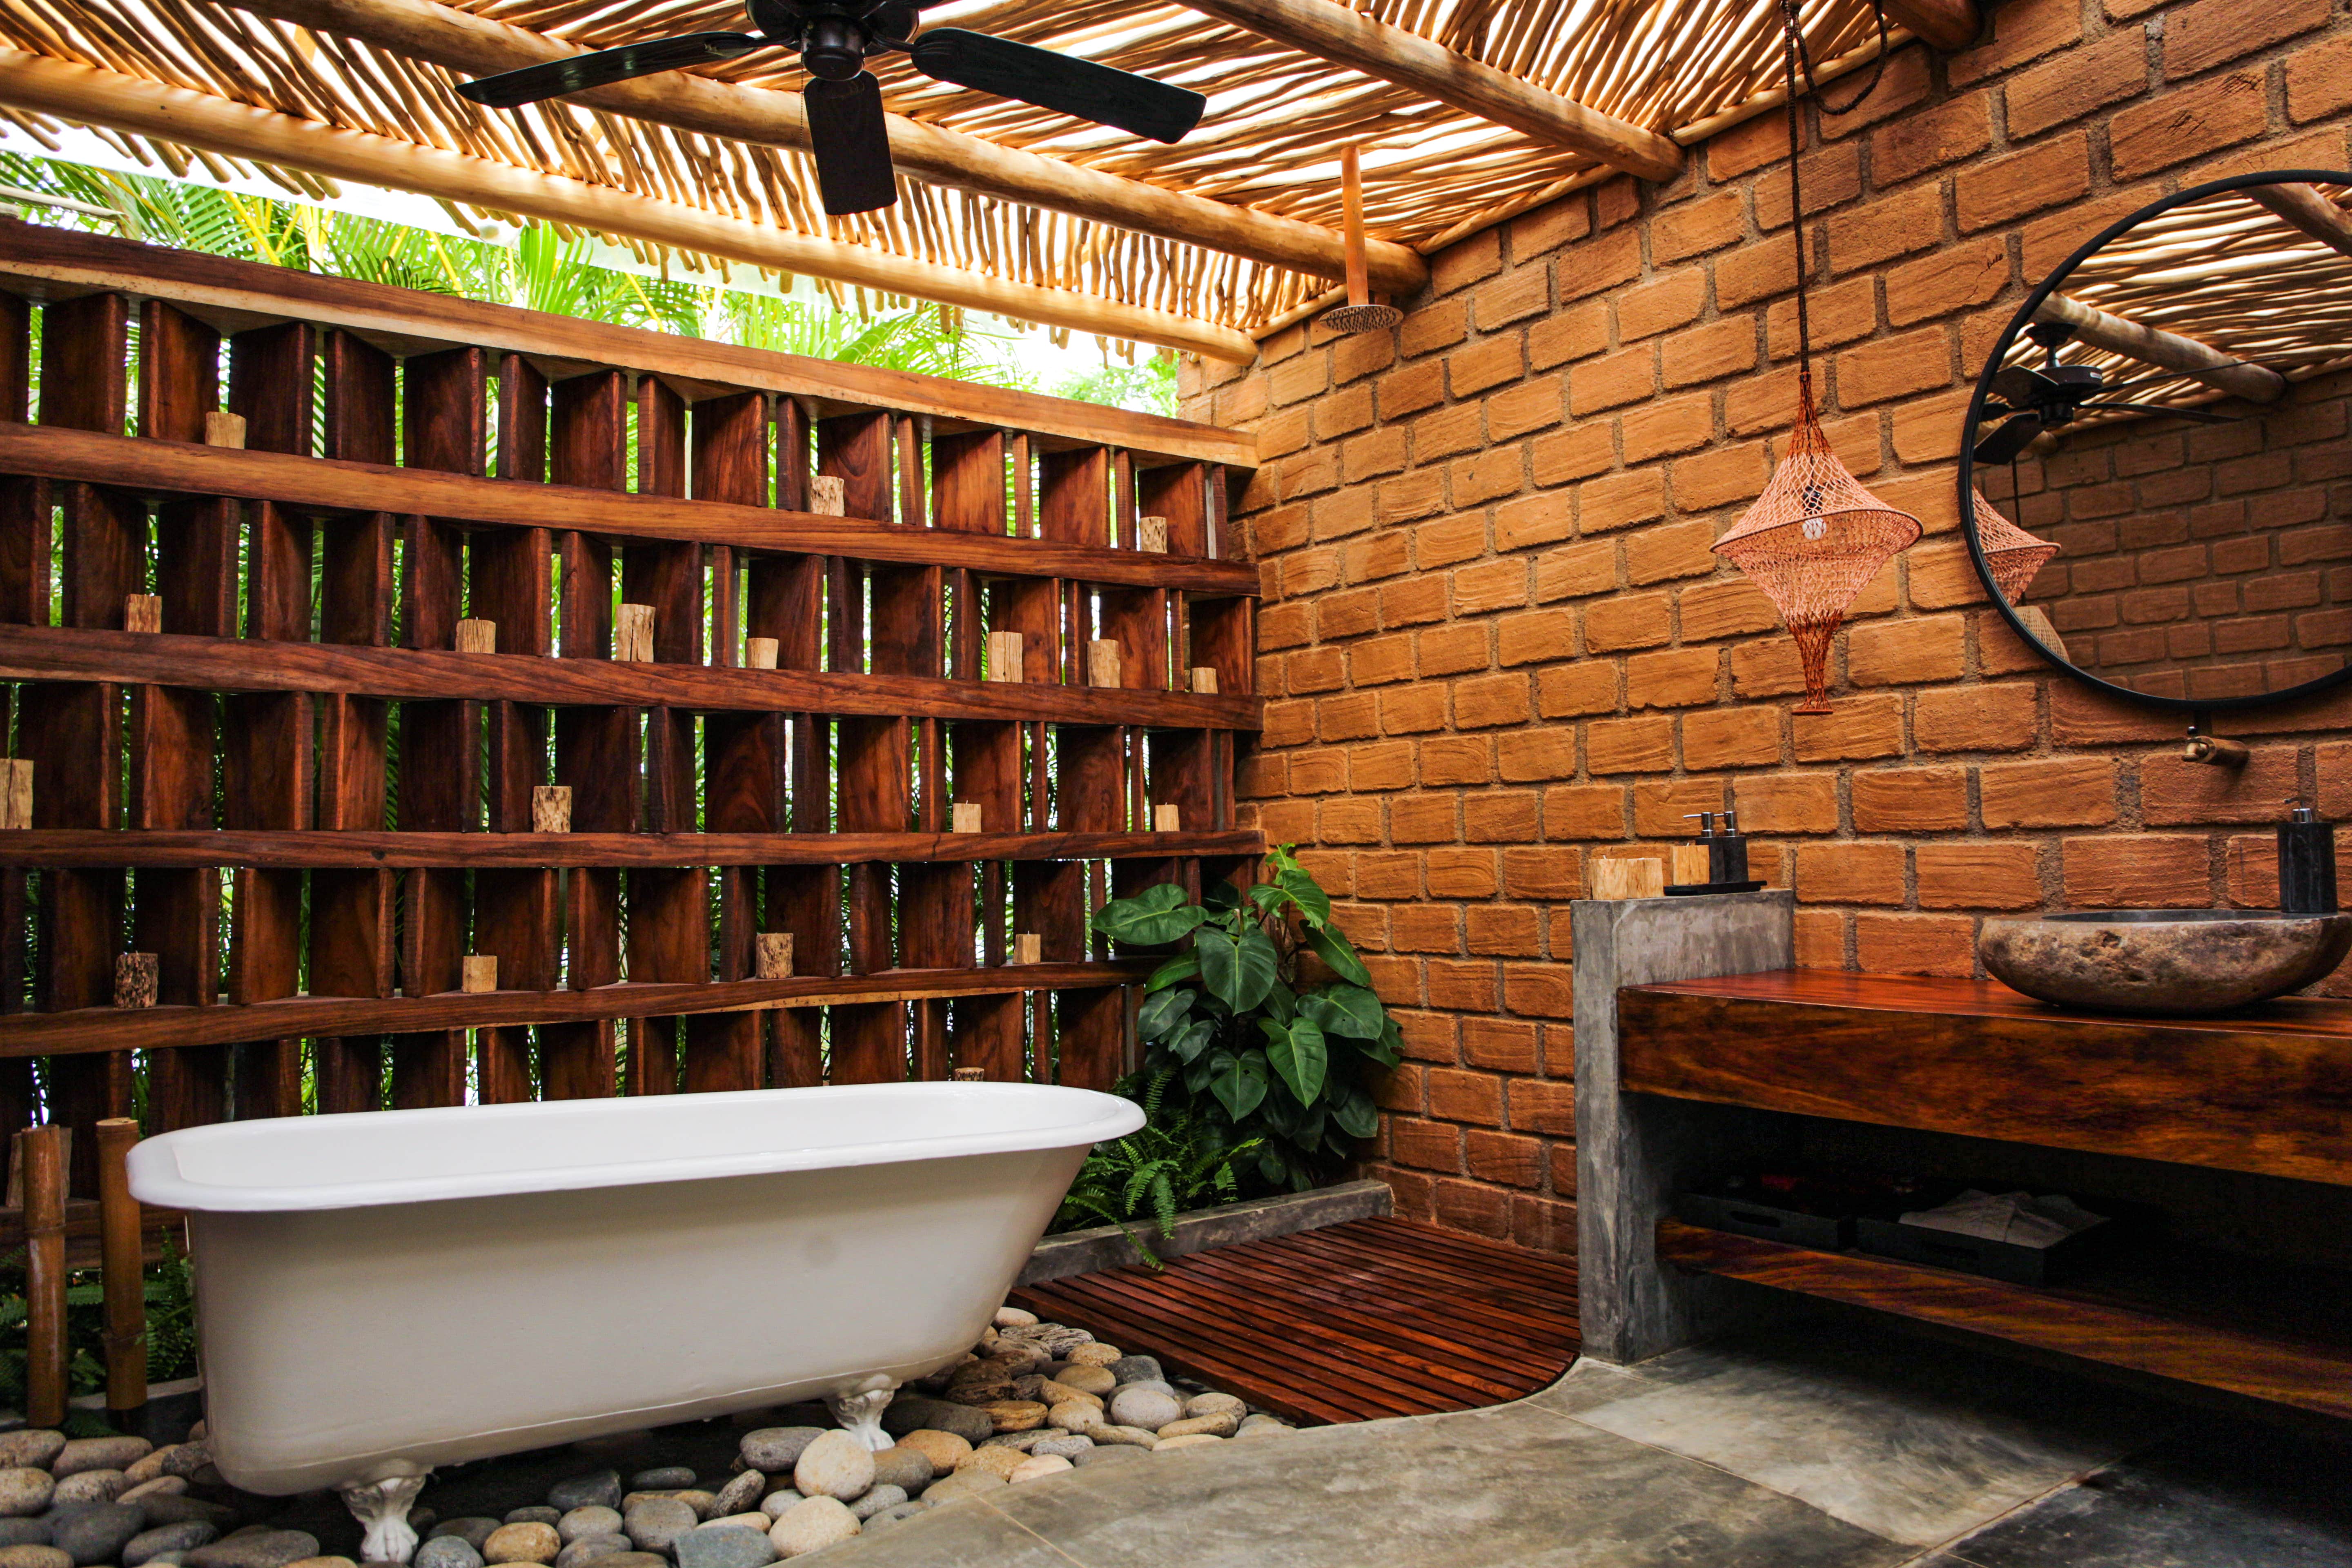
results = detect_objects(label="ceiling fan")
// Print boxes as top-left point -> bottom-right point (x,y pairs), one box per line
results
456,0 -> 1207,218
1972,318 -> 2238,466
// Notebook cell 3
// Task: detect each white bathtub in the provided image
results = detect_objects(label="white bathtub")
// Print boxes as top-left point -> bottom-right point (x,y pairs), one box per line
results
128,1081 -> 1142,1502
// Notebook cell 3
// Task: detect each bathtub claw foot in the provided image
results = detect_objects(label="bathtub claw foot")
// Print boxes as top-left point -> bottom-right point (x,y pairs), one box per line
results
825,1375 -> 900,1452
338,1459 -> 430,1565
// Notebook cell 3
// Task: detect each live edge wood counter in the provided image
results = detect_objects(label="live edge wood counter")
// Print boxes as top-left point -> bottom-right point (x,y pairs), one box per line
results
1617,969 -> 2352,1188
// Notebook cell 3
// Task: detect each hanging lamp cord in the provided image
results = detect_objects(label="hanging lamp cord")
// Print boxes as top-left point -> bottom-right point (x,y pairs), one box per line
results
1779,0 -> 1892,406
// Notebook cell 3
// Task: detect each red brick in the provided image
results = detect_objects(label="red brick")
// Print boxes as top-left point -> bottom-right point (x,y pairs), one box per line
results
1507,1078 -> 1576,1136
2109,72 -> 2269,180
2060,835 -> 2214,907
1796,841 -> 1907,905
1568,346 -> 1658,415
1537,662 -> 1620,719
1733,771 -> 1840,835
2006,31 -> 2150,139
1835,326 -> 1955,407
1678,579 -> 1780,640
1429,228 -> 1502,294
1626,646 -> 1721,709
1852,766 -> 1968,832
1615,270 -> 1708,342
1955,134 -> 2091,232
1653,190 -> 1746,262
1463,1018 -> 1539,1072
1584,592 -> 1674,653
1504,845 -> 1587,898
1584,715 -> 1676,774
2165,0 -> 2331,79
1952,0 -> 2082,85
1431,1179 -> 1512,1238
1854,914 -> 1976,976
1872,93 -> 1993,186
1662,316 -> 1760,389
1501,963 -> 1573,1018
1980,756 -> 2119,827
1580,469 -> 1667,534
1884,238 -> 2011,327
1915,683 -> 2039,751
1390,1117 -> 1463,1172
1793,695 -> 1905,761
1466,1129 -> 1544,1188
2140,747 -> 2304,825
1917,842 -> 2043,909
1454,674 -> 1533,729
1682,707 -> 1783,769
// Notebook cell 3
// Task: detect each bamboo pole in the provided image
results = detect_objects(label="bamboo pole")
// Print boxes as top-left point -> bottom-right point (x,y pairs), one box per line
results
0,50 -> 1261,362
95,1118 -> 146,1423
225,0 -> 1429,295
19,1125 -> 69,1431
2034,292 -> 2287,404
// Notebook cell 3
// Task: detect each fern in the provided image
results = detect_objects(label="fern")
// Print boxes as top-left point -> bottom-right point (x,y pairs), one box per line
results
1050,1071 -> 1262,1267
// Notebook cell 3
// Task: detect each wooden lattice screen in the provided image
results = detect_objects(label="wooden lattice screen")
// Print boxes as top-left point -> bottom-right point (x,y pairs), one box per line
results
0,220 -> 1262,1196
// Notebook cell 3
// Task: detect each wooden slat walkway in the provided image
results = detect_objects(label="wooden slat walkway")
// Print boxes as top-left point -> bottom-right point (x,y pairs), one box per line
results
1012,1216 -> 1579,1426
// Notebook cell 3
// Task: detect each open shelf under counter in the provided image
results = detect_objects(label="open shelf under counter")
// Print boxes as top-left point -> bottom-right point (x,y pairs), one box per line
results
1656,1218 -> 2352,1423
1617,968 -> 2352,1188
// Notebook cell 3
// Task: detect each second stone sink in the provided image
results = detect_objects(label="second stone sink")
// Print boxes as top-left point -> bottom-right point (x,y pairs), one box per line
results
1978,910 -> 2352,1016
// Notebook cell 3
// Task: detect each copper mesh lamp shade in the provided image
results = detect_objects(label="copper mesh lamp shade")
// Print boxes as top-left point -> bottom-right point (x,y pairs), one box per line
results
1972,488 -> 2060,604
1712,392 -> 1921,714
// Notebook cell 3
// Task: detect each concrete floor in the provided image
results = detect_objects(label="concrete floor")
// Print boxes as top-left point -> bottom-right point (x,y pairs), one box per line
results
826,1319 -> 2352,1568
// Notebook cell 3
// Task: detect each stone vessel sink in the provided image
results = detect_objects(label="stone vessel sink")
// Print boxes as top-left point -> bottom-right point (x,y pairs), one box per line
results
1978,909 -> 2352,1016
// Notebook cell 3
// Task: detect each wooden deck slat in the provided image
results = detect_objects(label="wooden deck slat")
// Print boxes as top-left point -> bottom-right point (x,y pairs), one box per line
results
1010,1217 -> 1579,1426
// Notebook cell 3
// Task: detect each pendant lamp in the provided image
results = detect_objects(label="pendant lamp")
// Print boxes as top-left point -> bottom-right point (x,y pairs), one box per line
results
1712,2 -> 1918,715
1971,488 -> 2060,604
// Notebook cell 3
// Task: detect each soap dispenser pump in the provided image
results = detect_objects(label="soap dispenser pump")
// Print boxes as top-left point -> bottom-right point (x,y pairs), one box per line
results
2279,805 -> 2338,915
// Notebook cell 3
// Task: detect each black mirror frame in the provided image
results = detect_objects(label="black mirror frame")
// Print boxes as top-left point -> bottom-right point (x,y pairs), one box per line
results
1958,167 -> 2352,715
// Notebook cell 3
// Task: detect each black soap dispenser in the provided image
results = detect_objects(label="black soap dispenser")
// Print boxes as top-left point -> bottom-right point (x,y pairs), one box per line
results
1712,808 -> 1751,886
2280,805 -> 2339,915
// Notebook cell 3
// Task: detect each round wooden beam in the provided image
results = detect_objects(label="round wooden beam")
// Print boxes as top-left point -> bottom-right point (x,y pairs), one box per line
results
0,50 -> 1260,361
2034,293 -> 2286,405
2245,182 -> 2352,261
1878,0 -> 1980,51
229,0 -> 1428,296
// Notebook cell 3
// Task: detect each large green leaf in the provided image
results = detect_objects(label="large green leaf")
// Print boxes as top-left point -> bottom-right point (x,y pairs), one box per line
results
1136,987 -> 1192,1042
1167,1018 -> 1216,1064
1144,952 -> 1200,993
1308,924 -> 1373,987
1196,925 -> 1279,1013
1204,1049 -> 1268,1121
1261,1017 -> 1328,1107
1276,865 -> 1330,929
1300,983 -> 1384,1040
1333,1081 -> 1380,1139
1092,882 -> 1207,946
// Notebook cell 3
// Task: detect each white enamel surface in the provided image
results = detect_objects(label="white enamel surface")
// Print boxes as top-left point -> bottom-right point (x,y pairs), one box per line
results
129,1082 -> 1140,1494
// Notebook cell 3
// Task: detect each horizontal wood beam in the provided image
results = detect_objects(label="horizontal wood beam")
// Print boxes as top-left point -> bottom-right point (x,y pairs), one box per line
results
2034,292 -> 2287,404
0,220 -> 1254,468
2245,181 -> 2352,261
0,50 -> 1258,361
1878,0 -> 1980,50
0,962 -> 1154,1057
0,828 -> 1265,868
0,422 -> 1262,596
1177,0 -> 1682,181
231,0 -> 1428,297
0,626 -> 1263,730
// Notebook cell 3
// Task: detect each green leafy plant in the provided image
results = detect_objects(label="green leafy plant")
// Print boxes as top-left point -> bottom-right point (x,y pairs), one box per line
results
1091,846 -> 1400,1192
1050,1071 -> 1262,1264
0,1238 -> 200,1411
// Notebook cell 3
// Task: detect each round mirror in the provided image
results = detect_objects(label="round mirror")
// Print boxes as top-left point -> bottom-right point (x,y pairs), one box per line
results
1960,170 -> 2352,710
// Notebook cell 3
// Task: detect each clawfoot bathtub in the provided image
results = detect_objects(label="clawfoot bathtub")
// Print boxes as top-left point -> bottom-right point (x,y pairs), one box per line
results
128,1080 -> 1141,1555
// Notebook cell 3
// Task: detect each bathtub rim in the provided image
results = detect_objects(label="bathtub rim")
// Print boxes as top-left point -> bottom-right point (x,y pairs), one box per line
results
127,1079 -> 1142,1214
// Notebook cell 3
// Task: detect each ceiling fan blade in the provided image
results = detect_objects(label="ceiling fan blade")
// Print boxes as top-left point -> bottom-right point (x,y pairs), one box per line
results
459,33 -> 762,107
2079,401 -> 2239,423
1972,412 -> 2046,466
908,28 -> 1204,143
805,74 -> 899,216
1987,365 -> 2061,409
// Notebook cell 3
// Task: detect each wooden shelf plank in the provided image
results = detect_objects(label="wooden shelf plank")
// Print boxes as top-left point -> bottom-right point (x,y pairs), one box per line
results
0,960 -> 1149,1057
0,423 -> 1262,596
1657,1219 -> 2352,1423
1619,968 -> 2352,1186
0,626 -> 1262,731
0,827 -> 1265,869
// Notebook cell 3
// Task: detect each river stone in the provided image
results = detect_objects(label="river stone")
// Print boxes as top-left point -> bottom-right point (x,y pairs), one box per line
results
620,1499 -> 695,1555
186,1528 -> 319,1568
787,1433 -> 871,1505
941,1370 -> 1013,1408
1156,1412 -> 1238,1439
627,1470 -> 693,1494
550,1536 -> 626,1568
991,1307 -> 1036,1329
753,1496 -> 799,1523
888,1432 -> 966,1474
866,1449 -> 930,1496
0,1473 -> 51,1518
134,1497 -> 237,1532
125,1523 -> 216,1568
859,1505 -> 922,1534
976,1401 -> 1047,1434
1090,1425 -> 1160,1450
1063,1344 -> 1121,1369
158,1445 -> 210,1483
0,1547 -> 69,1568
1107,1388 -> 1183,1430
572,1555 -> 660,1568
546,1475 -> 622,1516
950,1448 -> 1024,1483
120,1448 -> 173,1488
762,1500 -> 855,1561
1105,1356 -> 1160,1384
53,1440 -> 149,1481
413,1535 -> 483,1568
1007,1456 -> 1071,1485
279,1557 -> 356,1568
428,1521 -> 501,1553
669,1526 -> 771,1568
1069,1444 -> 1146,1470
502,1509 -> 561,1528
51,1472 -> 127,1507
879,1399 -> 990,1446
52,1505 -> 147,1568
0,1522 -> 47,1549
733,1430 -> 820,1478
481,1523 -> 558,1566
842,1488 -> 905,1526
556,1509 -> 620,1546
120,1479 -> 189,1505
702,1472 -> 762,1525
975,1432 -> 1043,1454
1034,1380 -> 1099,1410
0,1438 -> 62,1473
1045,1401 -> 1102,1436
1027,1435 -> 1093,1461
1235,1415 -> 1296,1440
1184,1392 -> 1246,1420
915,1472 -> 1001,1509
1053,1366 -> 1115,1397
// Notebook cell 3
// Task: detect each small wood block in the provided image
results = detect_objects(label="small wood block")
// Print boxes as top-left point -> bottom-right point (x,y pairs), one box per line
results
203,410 -> 247,448
987,630 -> 1025,683
454,618 -> 498,654
756,932 -> 795,980
461,955 -> 499,994
951,1067 -> 986,1082
531,785 -> 573,833
1189,667 -> 1220,694
124,595 -> 162,634
809,475 -> 846,516
1670,845 -> 1713,886
1153,804 -> 1182,833
112,953 -> 158,1010
615,603 -> 656,662
1011,933 -> 1042,966
1590,856 -> 1665,902
1087,639 -> 1122,688
1136,515 -> 1169,553
0,760 -> 32,831
745,637 -> 780,670
951,802 -> 983,833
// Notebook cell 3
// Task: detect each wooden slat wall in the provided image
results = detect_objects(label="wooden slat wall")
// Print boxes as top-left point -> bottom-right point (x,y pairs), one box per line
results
0,236 -> 1260,1185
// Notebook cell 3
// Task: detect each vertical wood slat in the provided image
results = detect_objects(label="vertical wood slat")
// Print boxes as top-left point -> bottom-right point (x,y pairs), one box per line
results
0,288 -> 43,1096
757,396 -> 829,1089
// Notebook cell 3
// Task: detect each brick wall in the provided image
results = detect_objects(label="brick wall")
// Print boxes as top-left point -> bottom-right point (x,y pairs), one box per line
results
2002,366 -> 2352,698
1180,0 -> 2352,1256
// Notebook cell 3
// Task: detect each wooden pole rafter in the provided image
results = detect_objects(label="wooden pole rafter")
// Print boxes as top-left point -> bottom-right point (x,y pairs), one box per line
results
1878,0 -> 1980,51
2245,182 -> 2352,261
2034,292 -> 2288,405
229,0 -> 1428,296
0,50 -> 1260,360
